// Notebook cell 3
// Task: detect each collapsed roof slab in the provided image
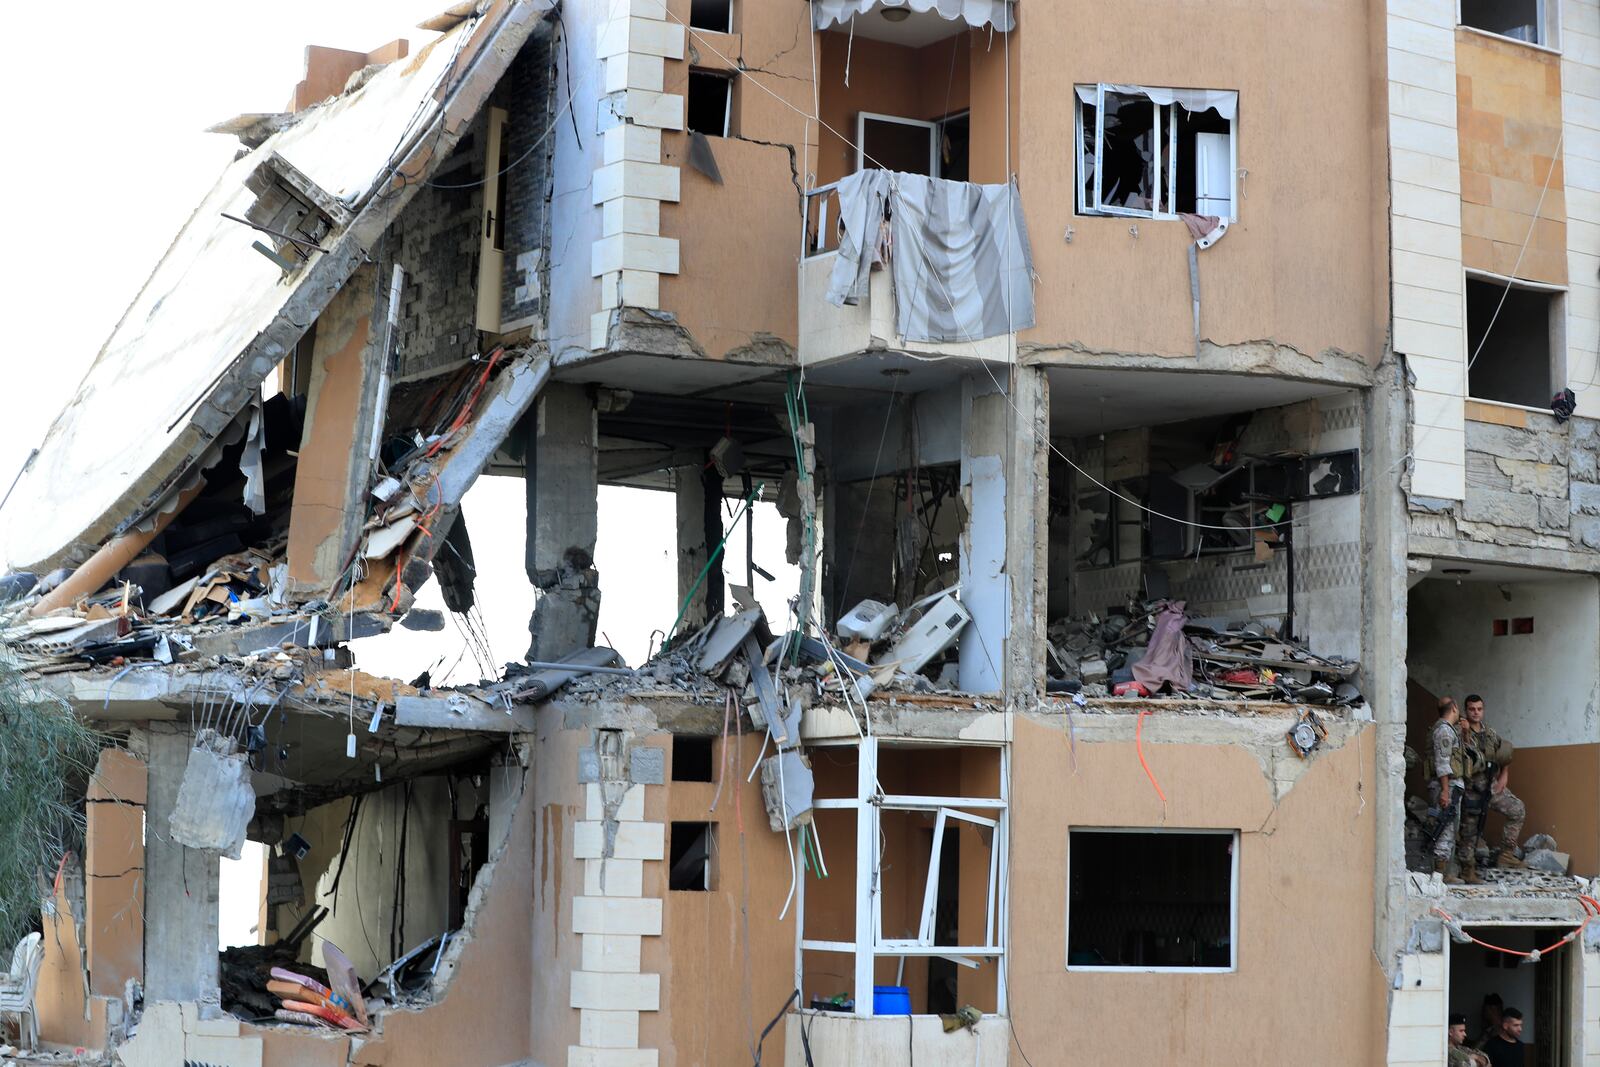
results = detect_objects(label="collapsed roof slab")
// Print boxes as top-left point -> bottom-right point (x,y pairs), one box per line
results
3,0 -> 555,576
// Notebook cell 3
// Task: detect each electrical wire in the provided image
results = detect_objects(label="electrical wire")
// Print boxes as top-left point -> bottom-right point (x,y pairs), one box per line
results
668,7 -> 1297,536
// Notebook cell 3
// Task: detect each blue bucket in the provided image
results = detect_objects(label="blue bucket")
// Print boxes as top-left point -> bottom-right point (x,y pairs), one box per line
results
873,985 -> 911,1016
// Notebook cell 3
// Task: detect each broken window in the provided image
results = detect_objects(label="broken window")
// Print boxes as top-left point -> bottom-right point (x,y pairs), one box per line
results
687,71 -> 733,137
1068,829 -> 1237,971
690,0 -> 733,31
1460,0 -> 1556,46
1466,275 -> 1564,408
800,740 -> 1007,1016
1075,84 -> 1238,220
669,822 -> 715,890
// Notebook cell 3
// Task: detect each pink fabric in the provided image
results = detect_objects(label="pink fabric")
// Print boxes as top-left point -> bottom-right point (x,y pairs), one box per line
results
1179,213 -> 1221,242
1132,600 -> 1194,692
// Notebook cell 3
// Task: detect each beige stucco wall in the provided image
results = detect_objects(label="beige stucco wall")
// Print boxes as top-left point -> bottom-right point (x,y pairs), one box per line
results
1004,716 -> 1388,1064
652,2 -> 1384,371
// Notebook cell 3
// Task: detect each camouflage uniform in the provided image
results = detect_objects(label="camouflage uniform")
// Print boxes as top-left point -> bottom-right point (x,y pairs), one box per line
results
1458,722 -> 1525,860
1425,717 -> 1464,861
1450,1044 -> 1489,1067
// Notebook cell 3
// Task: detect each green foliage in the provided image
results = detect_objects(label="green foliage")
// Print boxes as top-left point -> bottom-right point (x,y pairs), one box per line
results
0,657 -> 102,949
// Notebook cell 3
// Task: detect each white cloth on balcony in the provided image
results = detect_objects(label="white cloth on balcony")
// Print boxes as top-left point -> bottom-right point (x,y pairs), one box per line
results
812,0 -> 1015,32
825,170 -> 1035,344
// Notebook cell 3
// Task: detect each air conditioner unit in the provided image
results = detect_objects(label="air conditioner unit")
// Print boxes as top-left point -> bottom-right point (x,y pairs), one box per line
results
1194,132 -> 1232,218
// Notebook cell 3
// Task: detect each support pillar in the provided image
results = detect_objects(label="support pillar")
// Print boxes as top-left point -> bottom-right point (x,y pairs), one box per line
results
1366,353 -> 1413,977
957,368 -> 1046,701
675,466 -> 710,632
525,383 -> 600,661
141,726 -> 220,1004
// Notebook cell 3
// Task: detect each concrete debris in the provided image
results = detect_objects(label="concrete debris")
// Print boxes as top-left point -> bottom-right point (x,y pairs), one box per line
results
167,729 -> 256,859
1046,599 -> 1361,704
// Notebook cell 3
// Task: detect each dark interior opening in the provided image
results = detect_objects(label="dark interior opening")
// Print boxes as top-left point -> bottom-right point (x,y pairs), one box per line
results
1068,830 -> 1234,969
672,736 -> 715,782
690,0 -> 732,32
1461,0 -> 1545,43
686,71 -> 732,137
669,821 -> 715,891
1466,277 -> 1556,408
938,111 -> 970,182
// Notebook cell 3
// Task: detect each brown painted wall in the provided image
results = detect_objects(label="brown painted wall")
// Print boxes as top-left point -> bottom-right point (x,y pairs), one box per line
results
659,4 -> 1381,367
1504,743 -> 1600,877
1018,4 -> 1381,362
286,268 -> 377,590
1004,718 -> 1385,1064
1455,29 -> 1567,284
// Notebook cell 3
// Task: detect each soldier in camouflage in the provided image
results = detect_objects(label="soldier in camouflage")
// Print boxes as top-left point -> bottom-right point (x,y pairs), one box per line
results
1425,696 -> 1469,884
1459,694 -> 1526,873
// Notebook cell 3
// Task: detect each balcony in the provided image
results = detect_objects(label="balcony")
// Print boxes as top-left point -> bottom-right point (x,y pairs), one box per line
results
798,175 -> 1031,373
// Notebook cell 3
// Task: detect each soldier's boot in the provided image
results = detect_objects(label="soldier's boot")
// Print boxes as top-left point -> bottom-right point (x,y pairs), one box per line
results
1493,849 -> 1526,869
1435,858 -> 1462,885
1460,858 -> 1485,884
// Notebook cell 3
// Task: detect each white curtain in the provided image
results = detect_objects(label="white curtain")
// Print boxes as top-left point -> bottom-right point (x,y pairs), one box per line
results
812,0 -> 1015,33
1073,83 -> 1238,121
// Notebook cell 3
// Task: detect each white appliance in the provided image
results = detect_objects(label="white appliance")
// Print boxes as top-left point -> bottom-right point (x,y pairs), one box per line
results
1194,132 -> 1232,218
837,599 -> 899,642
882,592 -> 971,675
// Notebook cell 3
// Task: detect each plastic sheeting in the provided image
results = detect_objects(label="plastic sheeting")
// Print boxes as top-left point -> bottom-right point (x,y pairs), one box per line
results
1074,83 -> 1239,121
826,169 -> 1035,343
812,0 -> 1014,32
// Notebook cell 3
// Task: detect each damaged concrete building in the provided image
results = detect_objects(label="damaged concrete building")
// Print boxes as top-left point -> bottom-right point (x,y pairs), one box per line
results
0,0 -> 1596,1064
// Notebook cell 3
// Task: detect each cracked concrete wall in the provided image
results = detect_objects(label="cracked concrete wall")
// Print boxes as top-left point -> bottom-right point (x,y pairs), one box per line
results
1411,410 -> 1600,562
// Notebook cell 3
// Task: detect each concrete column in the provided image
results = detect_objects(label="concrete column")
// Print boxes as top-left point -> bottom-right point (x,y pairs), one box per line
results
141,726 -> 220,1004
1365,354 -> 1413,978
957,368 -> 1047,701
674,465 -> 710,632
525,383 -> 601,661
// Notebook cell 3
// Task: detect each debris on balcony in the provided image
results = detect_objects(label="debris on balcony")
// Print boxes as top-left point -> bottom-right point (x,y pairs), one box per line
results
1046,598 -> 1362,704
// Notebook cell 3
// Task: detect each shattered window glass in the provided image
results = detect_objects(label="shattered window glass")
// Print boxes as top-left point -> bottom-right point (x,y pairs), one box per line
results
1076,84 -> 1235,220
1098,91 -> 1155,212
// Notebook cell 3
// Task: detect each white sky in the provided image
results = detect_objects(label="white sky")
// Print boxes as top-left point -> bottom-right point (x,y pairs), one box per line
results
0,2 -> 797,679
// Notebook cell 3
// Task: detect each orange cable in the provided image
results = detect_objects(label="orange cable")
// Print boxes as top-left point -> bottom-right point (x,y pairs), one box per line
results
1431,896 -> 1599,959
1136,709 -> 1166,805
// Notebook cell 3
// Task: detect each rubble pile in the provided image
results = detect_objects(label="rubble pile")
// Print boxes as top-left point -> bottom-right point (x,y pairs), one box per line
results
1046,599 -> 1362,704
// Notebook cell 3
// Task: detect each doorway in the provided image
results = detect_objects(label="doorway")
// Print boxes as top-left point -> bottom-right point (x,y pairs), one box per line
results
1450,925 -> 1575,1066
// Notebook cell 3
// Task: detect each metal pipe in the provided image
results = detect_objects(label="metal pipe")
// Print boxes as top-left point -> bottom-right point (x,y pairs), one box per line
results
518,661 -> 636,676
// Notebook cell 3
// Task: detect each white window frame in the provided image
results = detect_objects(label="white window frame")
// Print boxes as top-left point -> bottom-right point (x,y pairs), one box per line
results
797,736 -> 1010,1017
1463,268 -> 1568,410
1065,826 -> 1240,975
856,112 -> 940,178
1456,0 -> 1561,52
1074,84 -> 1239,222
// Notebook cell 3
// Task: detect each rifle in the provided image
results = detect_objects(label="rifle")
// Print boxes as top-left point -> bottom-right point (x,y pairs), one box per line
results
1423,786 -> 1463,851
1464,761 -> 1498,862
